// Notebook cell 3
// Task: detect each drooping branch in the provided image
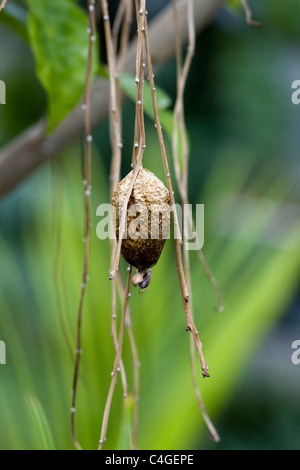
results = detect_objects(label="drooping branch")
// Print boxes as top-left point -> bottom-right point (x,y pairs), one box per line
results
0,0 -> 225,198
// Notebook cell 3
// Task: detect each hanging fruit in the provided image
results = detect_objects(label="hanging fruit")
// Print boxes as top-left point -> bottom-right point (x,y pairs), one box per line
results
112,168 -> 170,288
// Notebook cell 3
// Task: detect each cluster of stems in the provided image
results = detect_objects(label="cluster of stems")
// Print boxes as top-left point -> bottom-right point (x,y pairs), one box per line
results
72,0 -> 227,450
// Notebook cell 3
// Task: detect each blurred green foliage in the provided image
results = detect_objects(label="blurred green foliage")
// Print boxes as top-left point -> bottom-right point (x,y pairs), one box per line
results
0,0 -> 300,450
27,0 -> 97,132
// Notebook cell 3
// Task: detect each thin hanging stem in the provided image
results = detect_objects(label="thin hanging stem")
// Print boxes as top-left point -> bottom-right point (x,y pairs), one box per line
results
117,270 -> 140,449
171,0 -> 220,441
196,249 -> 224,314
101,0 -> 135,449
71,0 -> 95,451
110,275 -> 132,446
109,0 -> 146,280
99,0 -> 146,450
143,2 -> 209,377
98,267 -> 132,450
112,0 -> 126,54
100,0 -> 123,198
241,0 -> 262,27
172,0 -> 223,313
116,0 -> 133,74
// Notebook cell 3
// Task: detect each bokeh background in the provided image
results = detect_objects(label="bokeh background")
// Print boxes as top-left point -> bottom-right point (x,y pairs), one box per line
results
0,0 -> 300,450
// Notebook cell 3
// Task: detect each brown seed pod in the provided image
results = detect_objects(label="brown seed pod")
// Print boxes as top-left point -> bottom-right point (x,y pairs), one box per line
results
112,168 -> 170,281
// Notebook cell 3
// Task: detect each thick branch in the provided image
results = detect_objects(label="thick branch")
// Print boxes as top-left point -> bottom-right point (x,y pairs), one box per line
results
0,0 -> 224,198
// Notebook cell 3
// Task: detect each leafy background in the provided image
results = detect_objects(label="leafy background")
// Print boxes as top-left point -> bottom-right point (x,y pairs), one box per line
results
0,0 -> 300,450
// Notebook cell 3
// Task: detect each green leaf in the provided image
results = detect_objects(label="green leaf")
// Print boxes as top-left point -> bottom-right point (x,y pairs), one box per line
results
26,394 -> 56,450
227,0 -> 242,11
27,0 -> 97,133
